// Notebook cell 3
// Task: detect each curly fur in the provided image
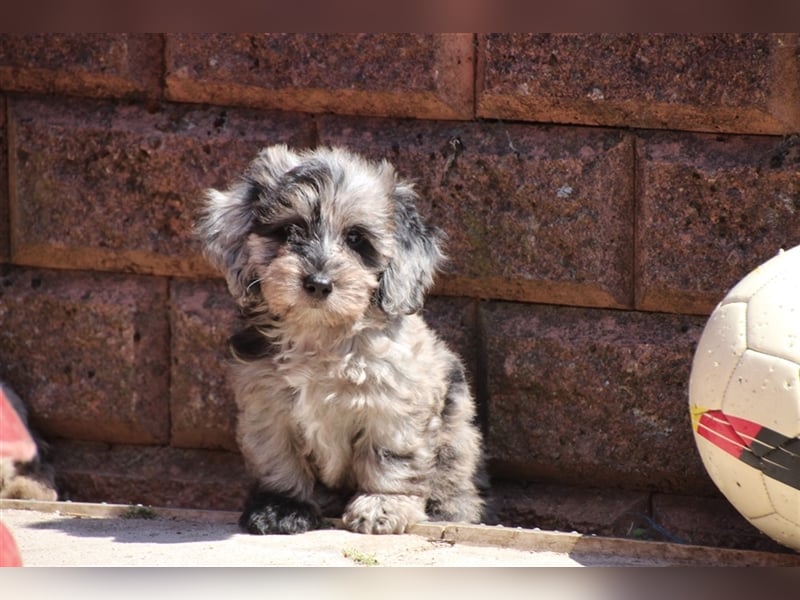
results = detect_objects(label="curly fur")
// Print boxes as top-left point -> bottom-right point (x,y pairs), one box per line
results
198,145 -> 485,534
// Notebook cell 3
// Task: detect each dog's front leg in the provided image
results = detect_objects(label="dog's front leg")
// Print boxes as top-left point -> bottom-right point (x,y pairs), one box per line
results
342,493 -> 427,534
342,442 -> 430,534
236,389 -> 321,535
239,485 -> 323,535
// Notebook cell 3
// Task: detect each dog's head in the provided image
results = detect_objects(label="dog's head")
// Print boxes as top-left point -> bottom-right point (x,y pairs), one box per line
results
198,145 -> 444,328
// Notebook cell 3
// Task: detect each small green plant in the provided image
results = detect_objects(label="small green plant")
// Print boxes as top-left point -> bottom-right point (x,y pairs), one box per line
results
342,547 -> 379,566
121,505 -> 158,520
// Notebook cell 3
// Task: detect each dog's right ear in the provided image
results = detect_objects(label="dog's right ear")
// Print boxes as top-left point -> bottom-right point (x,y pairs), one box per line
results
196,144 -> 299,302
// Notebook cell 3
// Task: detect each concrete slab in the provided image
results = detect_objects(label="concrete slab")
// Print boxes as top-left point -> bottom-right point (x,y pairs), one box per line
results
1,499 -> 798,567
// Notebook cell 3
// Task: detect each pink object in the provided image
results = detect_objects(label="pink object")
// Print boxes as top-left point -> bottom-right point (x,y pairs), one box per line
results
0,523 -> 22,567
0,387 -> 36,461
0,386 -> 35,566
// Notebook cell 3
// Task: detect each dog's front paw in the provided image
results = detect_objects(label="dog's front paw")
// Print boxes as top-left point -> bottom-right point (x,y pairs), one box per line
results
342,493 -> 426,534
239,488 -> 322,535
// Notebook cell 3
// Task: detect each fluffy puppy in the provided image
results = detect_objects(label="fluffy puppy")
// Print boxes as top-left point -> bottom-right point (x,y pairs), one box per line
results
198,145 -> 485,534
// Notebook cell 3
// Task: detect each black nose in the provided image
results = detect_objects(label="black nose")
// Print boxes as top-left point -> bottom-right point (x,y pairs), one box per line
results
303,273 -> 333,299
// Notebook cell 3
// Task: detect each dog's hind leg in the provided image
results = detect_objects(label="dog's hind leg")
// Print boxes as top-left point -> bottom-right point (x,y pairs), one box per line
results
425,360 -> 485,524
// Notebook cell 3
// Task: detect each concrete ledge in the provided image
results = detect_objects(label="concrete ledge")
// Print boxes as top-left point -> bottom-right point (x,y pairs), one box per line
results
2,499 -> 797,567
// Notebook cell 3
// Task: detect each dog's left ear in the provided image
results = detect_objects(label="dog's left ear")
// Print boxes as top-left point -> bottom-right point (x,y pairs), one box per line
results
377,181 -> 445,316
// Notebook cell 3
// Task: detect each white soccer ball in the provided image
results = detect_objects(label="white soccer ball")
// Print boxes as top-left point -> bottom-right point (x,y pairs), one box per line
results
689,245 -> 800,552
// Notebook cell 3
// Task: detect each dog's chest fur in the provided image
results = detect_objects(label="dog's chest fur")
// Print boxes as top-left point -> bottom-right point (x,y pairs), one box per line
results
272,315 -> 447,489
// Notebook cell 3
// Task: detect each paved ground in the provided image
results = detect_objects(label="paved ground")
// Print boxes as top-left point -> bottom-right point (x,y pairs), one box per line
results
2,499 -> 799,567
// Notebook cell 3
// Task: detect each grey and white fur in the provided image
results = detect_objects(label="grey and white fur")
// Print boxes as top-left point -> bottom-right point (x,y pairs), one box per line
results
197,145 -> 486,534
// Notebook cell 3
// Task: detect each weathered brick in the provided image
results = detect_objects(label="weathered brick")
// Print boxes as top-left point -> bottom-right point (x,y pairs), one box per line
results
482,301 -> 712,494
9,96 -> 316,276
0,267 -> 169,444
170,278 -> 239,452
636,132 -> 800,315
0,96 -> 7,263
52,440 -> 247,510
652,493 -> 792,552
165,33 -> 474,120
490,480 -> 650,537
0,34 -> 163,99
479,33 -> 800,135
319,116 -> 634,309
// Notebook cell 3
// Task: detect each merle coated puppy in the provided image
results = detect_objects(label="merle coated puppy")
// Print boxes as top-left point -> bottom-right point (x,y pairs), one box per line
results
198,145 -> 485,534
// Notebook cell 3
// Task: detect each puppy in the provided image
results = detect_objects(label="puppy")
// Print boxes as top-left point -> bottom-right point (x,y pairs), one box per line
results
198,145 -> 486,534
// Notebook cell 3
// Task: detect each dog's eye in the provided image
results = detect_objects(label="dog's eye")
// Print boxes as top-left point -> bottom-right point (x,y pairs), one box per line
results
344,227 -> 381,268
345,228 -> 365,249
281,223 -> 300,241
253,220 -> 306,243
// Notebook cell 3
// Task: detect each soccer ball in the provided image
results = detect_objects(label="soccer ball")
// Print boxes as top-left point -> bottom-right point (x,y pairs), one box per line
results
689,245 -> 800,552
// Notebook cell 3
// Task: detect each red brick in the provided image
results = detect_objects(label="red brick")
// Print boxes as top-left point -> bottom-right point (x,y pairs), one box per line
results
0,268 -> 169,444
9,96 -> 316,277
652,493 -> 792,553
0,96 -> 7,263
490,480 -> 650,537
636,132 -> 800,315
165,33 -> 474,120
170,279 -> 239,452
0,34 -> 163,99
482,302 -> 712,494
52,440 -> 247,511
318,116 -> 634,309
478,34 -> 800,135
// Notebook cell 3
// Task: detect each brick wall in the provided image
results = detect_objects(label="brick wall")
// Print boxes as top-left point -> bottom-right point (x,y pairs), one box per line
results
1,33 -> 799,551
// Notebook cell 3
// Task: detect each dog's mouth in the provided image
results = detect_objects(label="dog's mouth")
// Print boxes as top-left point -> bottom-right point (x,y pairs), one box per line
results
256,256 -> 379,328
287,271 -> 381,328
293,273 -> 346,317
